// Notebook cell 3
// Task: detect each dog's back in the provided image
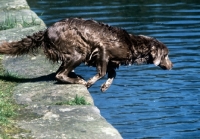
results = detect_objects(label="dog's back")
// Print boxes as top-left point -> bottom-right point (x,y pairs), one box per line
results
44,17 -> 133,64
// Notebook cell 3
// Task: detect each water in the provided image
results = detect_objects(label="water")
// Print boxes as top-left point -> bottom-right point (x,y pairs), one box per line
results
27,0 -> 200,138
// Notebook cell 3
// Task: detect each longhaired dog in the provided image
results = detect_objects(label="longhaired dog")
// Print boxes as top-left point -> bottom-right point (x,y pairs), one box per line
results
0,18 -> 173,92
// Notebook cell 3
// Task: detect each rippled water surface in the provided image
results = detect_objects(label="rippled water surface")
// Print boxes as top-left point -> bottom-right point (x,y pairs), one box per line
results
27,0 -> 200,138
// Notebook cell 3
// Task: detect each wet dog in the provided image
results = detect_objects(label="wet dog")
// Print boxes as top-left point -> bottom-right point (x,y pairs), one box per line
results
0,18 -> 173,92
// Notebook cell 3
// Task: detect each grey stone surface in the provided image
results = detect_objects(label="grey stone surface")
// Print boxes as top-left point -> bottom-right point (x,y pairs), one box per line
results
0,0 -> 123,138
0,0 -> 29,10
11,81 -> 122,139
0,0 -> 46,42
13,83 -> 94,106
3,54 -> 58,78
0,25 -> 46,42
15,105 -> 121,139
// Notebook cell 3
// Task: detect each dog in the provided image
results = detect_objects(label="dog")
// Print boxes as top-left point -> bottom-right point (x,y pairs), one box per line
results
0,17 -> 173,92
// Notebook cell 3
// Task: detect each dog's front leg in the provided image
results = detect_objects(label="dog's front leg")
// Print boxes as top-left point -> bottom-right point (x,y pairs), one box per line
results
86,58 -> 108,88
101,69 -> 116,92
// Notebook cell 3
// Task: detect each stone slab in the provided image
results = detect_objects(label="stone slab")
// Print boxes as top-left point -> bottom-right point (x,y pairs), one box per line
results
0,0 -> 123,138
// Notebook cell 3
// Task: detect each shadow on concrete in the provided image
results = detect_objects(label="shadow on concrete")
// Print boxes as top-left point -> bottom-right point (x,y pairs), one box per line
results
0,72 -> 85,83
0,72 -> 56,83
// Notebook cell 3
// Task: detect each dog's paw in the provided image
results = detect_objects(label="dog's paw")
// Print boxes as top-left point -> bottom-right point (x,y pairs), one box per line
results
100,78 -> 114,92
86,81 -> 92,88
100,83 -> 110,92
75,77 -> 87,85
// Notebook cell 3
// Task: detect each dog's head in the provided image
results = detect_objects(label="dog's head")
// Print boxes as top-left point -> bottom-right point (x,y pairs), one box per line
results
131,35 -> 173,70
150,45 -> 173,70
148,37 -> 173,70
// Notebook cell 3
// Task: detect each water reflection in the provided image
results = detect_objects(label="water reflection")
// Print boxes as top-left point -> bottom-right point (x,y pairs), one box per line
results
27,0 -> 200,138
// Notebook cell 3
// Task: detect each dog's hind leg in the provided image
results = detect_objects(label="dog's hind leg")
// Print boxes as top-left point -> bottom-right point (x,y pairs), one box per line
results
56,62 -> 77,78
56,62 -> 65,74
55,56 -> 87,85
56,63 -> 77,78
100,69 -> 116,92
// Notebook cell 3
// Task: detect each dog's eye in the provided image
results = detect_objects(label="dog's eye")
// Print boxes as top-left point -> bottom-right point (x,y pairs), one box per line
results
151,51 -> 156,57
165,55 -> 169,60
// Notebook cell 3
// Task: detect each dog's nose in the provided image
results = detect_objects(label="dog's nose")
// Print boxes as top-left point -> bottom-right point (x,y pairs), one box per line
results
168,61 -> 173,70
170,60 -> 173,67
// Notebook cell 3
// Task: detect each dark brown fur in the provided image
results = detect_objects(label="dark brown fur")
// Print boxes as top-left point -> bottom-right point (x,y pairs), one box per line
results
0,17 -> 173,92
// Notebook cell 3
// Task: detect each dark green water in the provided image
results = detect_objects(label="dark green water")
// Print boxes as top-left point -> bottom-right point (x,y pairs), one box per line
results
27,0 -> 200,138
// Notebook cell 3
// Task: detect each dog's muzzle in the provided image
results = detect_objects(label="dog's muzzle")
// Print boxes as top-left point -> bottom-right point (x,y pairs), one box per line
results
159,56 -> 173,70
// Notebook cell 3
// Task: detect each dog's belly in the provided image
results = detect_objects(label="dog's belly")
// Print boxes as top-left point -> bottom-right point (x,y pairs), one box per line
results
85,44 -> 132,68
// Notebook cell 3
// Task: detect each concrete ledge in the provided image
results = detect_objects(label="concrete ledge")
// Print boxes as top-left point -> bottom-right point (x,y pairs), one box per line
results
0,0 -> 122,138
0,0 -> 29,10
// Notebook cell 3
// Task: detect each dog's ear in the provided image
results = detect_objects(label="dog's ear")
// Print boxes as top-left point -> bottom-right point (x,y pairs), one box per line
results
151,46 -> 162,66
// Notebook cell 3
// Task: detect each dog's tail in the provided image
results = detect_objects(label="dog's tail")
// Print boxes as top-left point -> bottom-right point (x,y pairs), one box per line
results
0,31 -> 45,56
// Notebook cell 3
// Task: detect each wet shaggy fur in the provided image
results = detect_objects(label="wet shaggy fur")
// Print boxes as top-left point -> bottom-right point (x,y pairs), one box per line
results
0,17 -> 173,92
